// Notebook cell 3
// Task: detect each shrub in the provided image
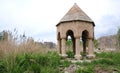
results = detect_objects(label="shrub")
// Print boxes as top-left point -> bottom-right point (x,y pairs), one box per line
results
66,50 -> 74,58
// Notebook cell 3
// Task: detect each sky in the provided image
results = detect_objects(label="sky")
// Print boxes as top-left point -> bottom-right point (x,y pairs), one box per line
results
0,0 -> 120,43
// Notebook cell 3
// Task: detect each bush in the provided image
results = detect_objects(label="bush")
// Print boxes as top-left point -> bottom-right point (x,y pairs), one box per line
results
66,50 -> 74,58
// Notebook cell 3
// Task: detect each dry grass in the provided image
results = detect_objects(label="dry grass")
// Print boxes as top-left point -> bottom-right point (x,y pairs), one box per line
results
0,37 -> 56,58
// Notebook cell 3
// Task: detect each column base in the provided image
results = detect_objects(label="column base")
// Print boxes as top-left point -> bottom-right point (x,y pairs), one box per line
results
74,55 -> 82,60
87,54 -> 95,59
61,54 -> 67,58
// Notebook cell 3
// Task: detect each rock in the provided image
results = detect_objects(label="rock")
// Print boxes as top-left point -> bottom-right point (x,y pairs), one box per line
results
64,64 -> 78,73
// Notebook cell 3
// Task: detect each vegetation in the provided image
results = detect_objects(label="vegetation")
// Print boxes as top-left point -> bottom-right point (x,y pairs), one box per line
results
76,52 -> 120,73
66,39 -> 72,47
1,50 -> 120,73
66,38 -> 100,50
0,30 -> 120,73
0,52 -> 61,73
116,27 -> 120,50
66,50 -> 74,58
93,39 -> 100,49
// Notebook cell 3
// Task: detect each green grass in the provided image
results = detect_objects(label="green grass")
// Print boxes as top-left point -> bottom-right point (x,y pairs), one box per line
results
0,51 -> 120,73
66,50 -> 74,58
76,52 -> 120,73
0,52 -> 61,73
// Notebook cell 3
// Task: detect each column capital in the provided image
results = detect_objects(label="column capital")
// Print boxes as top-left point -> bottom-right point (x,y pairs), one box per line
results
61,37 -> 66,39
75,36 -> 80,39
88,37 -> 94,40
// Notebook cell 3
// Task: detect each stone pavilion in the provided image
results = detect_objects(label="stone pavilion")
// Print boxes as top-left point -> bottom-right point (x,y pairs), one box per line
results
56,3 -> 95,59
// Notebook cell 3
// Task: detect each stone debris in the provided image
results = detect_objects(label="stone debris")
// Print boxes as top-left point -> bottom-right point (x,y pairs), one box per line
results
64,64 -> 79,73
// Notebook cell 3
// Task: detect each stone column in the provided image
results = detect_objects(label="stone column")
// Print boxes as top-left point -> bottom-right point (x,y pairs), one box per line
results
61,38 -> 67,58
87,38 -> 95,59
75,37 -> 81,60
57,39 -> 61,54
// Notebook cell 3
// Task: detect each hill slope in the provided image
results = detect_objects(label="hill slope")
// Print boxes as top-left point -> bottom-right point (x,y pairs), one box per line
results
97,35 -> 117,50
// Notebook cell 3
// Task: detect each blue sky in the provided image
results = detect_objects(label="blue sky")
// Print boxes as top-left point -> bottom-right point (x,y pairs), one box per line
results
0,0 -> 120,43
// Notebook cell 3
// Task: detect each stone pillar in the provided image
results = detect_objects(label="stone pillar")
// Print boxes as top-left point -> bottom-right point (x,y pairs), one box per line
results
61,38 -> 67,57
87,38 -> 95,59
57,39 -> 61,54
72,38 -> 75,54
75,37 -> 81,60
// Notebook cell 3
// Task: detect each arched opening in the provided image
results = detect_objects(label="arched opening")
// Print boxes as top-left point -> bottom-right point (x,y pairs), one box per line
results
82,30 -> 89,57
66,30 -> 75,55
57,32 -> 62,54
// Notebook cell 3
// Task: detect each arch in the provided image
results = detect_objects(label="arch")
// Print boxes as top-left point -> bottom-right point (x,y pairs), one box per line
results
66,30 -> 76,55
82,30 -> 89,57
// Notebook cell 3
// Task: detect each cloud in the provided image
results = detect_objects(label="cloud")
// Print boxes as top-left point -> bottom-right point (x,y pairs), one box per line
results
94,0 -> 120,38
95,15 -> 120,38
0,0 -> 120,42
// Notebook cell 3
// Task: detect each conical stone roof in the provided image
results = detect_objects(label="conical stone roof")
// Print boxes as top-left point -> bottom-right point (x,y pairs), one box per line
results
57,3 -> 94,26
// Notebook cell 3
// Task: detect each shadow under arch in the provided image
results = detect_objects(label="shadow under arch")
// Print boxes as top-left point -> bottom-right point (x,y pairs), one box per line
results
82,30 -> 89,57
66,30 -> 75,55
